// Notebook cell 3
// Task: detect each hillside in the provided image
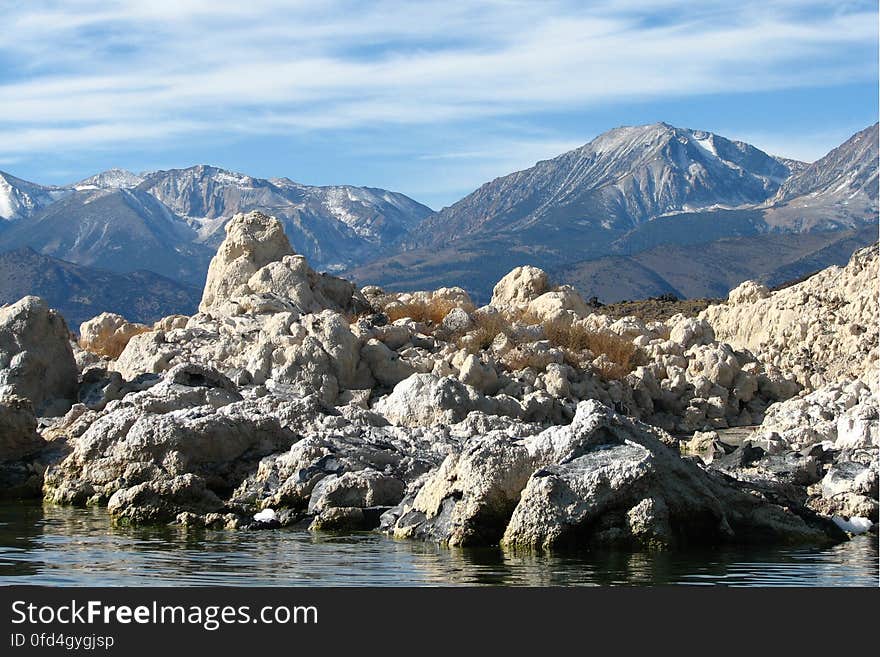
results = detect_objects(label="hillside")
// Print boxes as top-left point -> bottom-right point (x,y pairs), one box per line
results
0,248 -> 199,327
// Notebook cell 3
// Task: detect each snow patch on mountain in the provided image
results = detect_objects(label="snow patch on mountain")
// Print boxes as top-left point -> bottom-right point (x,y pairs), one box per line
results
74,169 -> 144,191
0,172 -> 68,221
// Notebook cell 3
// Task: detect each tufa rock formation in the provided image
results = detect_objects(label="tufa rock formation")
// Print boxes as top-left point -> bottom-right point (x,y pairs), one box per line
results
0,296 -> 78,415
0,210 -> 872,547
702,244 -> 879,389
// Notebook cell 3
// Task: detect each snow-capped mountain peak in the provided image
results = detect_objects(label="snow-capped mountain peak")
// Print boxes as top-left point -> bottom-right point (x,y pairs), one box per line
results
0,171 -> 68,221
406,122 -> 800,250
74,168 -> 144,191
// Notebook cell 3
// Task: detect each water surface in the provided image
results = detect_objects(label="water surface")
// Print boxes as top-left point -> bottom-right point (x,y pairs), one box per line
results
1,503 -> 876,586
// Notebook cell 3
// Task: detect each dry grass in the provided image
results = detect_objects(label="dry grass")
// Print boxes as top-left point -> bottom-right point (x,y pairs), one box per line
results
384,297 -> 458,325
539,316 -> 640,380
541,318 -> 592,351
500,347 -> 559,372
580,331 -> 641,380
381,298 -> 639,380
458,311 -> 510,352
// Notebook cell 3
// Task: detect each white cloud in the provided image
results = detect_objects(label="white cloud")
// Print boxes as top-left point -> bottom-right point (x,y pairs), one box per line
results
0,0 -> 875,165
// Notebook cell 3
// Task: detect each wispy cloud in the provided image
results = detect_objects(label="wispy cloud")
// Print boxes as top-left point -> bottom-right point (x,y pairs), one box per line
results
0,1 -> 875,157
0,0 -> 876,206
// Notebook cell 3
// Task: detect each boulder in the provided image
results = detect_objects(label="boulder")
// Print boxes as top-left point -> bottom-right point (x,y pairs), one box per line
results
307,469 -> 405,515
490,266 -> 550,309
79,313 -> 150,359
836,401 -> 879,449
373,374 -> 480,427
668,316 -> 715,349
199,211 -> 294,312
526,286 -> 590,322
502,402 -> 837,550
686,343 -> 740,389
108,474 -> 224,524
392,435 -> 537,546
0,296 -> 78,415
458,354 -> 500,394
44,384 -> 296,517
111,330 -> 178,381
246,254 -> 361,315
360,339 -> 414,388
0,395 -> 44,461
441,307 -> 474,334
808,455 -> 878,521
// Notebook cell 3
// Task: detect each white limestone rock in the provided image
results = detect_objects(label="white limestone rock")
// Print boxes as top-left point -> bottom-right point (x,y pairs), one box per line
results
758,380 -> 873,449
0,296 -> 78,415
702,245 -> 879,388
373,374 -> 480,427
79,313 -> 151,359
490,266 -> 550,310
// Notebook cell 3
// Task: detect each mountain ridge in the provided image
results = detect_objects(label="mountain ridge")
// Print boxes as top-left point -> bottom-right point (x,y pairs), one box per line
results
350,121 -> 877,301
0,121 -> 875,317
0,164 -> 433,277
402,122 -> 802,252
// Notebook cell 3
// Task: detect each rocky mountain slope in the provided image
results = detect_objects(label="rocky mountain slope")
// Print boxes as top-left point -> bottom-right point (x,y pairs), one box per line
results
138,165 -> 433,269
74,168 -> 145,190
557,224 -> 876,302
351,123 -> 878,301
0,165 -> 432,282
0,171 -> 67,221
0,248 -> 199,326
773,123 -> 878,206
405,122 -> 795,251
0,187 -> 213,285
1,211 -> 873,548
762,123 -> 879,231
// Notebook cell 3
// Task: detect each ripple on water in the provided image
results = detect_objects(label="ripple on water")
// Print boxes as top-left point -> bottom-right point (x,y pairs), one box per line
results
0,503 -> 876,586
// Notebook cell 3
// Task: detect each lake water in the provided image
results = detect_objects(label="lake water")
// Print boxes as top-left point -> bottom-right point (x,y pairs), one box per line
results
0,503 -> 876,586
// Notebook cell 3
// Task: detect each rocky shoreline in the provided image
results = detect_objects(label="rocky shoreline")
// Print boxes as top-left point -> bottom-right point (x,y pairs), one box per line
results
1,211 -> 876,551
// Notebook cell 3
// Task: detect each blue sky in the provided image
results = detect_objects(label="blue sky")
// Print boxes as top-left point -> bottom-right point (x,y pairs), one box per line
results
0,0 -> 876,209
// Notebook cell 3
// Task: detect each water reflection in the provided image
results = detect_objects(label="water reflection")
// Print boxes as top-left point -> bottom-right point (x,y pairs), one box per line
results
0,503 -> 876,586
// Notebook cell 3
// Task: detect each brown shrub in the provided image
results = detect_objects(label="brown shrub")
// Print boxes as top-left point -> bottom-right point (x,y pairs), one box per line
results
501,347 -> 560,372
385,297 -> 457,325
539,316 -> 640,380
458,312 -> 511,353
541,317 -> 592,351
506,308 -> 544,327
580,331 -> 641,380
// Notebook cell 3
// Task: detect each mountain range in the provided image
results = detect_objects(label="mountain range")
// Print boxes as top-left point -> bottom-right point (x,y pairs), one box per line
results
0,121 -> 876,322
350,122 -> 878,301
0,165 -> 433,285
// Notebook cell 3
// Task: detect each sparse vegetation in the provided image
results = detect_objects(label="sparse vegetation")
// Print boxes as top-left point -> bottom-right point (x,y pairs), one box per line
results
458,311 -> 510,352
384,297 -> 458,325
594,297 -> 720,322
539,315 -> 641,379
500,346 -> 559,372
455,308 -> 642,379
